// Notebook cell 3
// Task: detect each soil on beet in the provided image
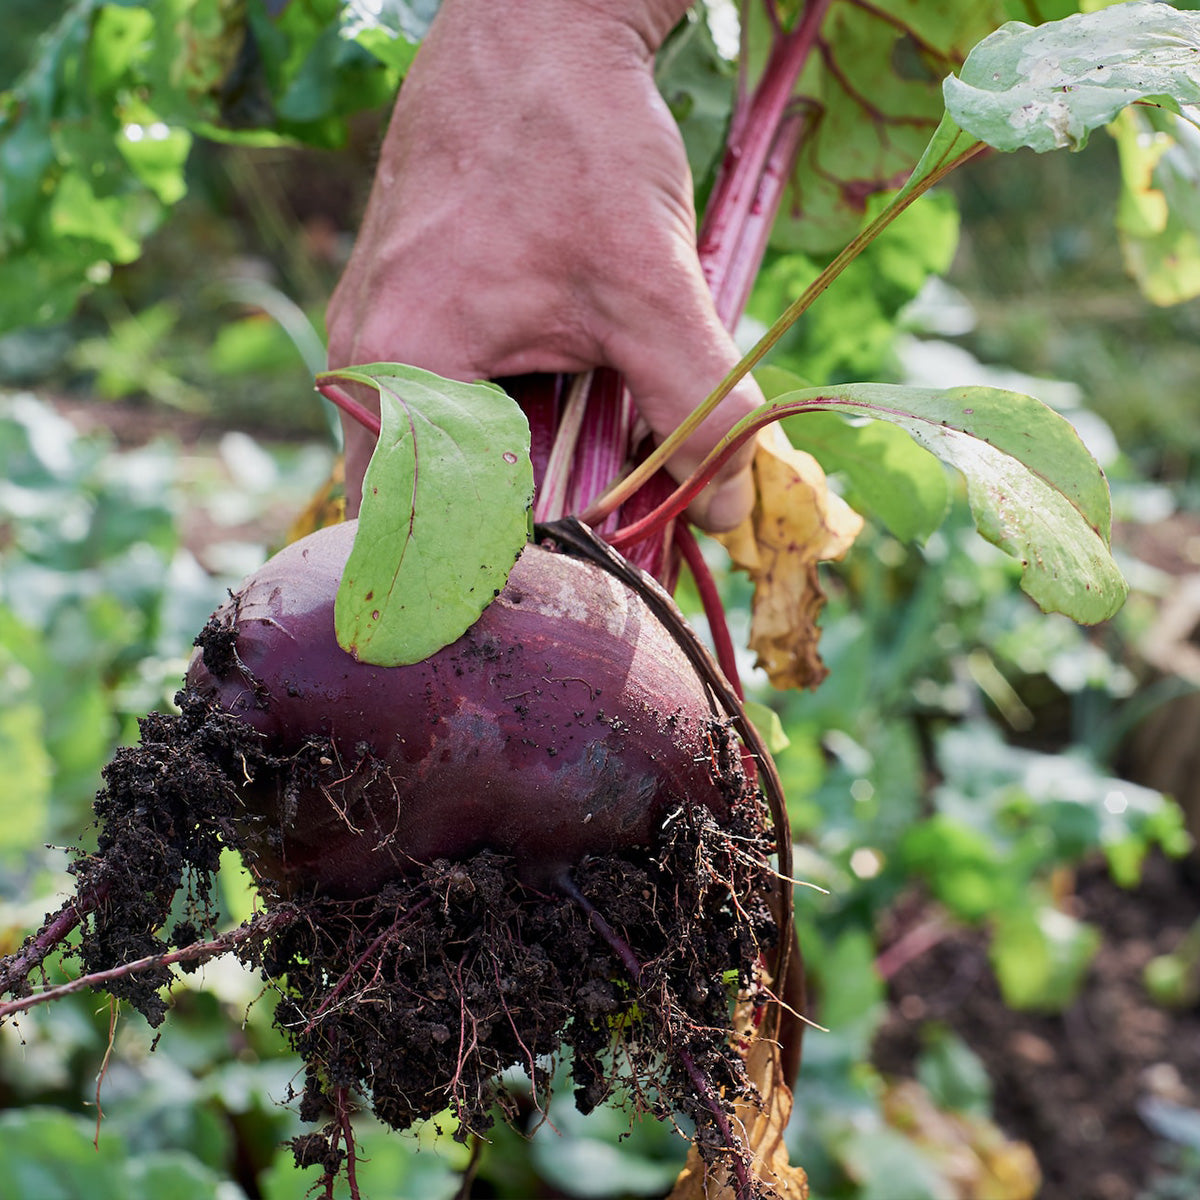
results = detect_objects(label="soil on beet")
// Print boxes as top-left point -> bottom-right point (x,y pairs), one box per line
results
873,850 -> 1200,1200
48,688 -> 785,1194
272,822 -> 772,1145
66,693 -> 267,1023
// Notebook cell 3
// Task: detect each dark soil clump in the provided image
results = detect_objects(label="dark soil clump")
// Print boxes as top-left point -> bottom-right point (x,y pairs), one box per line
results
69,691 -> 274,1023
271,796 -> 776,1150
27,690 -> 785,1193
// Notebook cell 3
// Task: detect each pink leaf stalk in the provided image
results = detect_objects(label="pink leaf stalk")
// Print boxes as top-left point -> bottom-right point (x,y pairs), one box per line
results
699,0 -> 835,320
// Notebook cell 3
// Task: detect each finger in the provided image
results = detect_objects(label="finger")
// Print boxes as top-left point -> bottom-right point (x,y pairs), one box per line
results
604,296 -> 763,533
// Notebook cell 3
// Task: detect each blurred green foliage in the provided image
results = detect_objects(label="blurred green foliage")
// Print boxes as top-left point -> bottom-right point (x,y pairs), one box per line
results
1,2 -> 1198,1198
949,141 -> 1200,485
0,0 -> 407,335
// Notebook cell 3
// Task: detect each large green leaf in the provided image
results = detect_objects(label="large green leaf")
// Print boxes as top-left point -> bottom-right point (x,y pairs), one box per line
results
326,364 -> 534,667
944,0 -> 1200,153
735,0 -> 1200,364
754,0 -> 1011,255
756,364 -> 949,543
784,410 -> 950,544
751,383 -> 1126,623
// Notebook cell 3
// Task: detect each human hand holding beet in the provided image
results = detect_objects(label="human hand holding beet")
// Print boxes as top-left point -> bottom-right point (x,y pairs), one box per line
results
325,0 -> 761,532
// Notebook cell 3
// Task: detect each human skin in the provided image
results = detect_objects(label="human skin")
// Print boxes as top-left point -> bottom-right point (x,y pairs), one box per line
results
325,0 -> 761,531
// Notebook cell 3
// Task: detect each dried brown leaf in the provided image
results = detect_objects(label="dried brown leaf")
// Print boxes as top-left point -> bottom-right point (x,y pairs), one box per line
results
717,429 -> 862,690
668,1024 -> 808,1200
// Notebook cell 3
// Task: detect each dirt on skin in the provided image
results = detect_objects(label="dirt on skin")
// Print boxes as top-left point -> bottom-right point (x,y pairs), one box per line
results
873,851 -> 1200,1200
42,687 -> 784,1194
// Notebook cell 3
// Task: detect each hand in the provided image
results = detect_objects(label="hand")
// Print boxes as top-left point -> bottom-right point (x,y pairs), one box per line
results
326,0 -> 761,531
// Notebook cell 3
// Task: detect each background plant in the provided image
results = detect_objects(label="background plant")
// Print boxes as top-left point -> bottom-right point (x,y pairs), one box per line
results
2,2 -> 1199,1198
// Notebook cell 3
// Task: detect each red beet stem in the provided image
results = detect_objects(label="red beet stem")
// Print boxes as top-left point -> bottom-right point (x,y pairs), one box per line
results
698,0 -> 832,316
675,523 -> 743,702
316,382 -> 381,437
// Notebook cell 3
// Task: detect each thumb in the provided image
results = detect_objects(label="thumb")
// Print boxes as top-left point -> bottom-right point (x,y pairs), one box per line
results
606,300 -> 762,533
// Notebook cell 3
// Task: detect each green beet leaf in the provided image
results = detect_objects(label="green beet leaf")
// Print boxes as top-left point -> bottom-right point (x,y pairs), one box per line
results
784,409 -> 949,545
325,364 -> 534,666
756,364 -> 949,544
746,0 -> 1011,255
944,1 -> 1200,154
753,382 -> 1127,624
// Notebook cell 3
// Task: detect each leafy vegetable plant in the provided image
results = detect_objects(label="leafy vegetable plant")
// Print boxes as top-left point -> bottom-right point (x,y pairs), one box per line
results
325,2 -> 1200,670
4,3 -> 1200,1199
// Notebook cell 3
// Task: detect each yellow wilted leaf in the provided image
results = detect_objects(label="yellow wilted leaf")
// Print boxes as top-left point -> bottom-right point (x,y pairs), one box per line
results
716,428 -> 862,690
286,456 -> 346,544
882,1079 -> 1041,1200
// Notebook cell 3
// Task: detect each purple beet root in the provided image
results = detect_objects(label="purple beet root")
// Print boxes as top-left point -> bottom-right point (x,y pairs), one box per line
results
2,519 -> 791,1196
186,520 -> 747,897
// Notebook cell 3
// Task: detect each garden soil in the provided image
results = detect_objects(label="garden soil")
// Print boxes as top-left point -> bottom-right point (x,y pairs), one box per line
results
874,850 -> 1200,1200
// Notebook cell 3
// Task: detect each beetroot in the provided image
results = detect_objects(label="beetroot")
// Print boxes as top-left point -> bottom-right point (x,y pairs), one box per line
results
186,519 -> 745,896
1,519 -> 794,1200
